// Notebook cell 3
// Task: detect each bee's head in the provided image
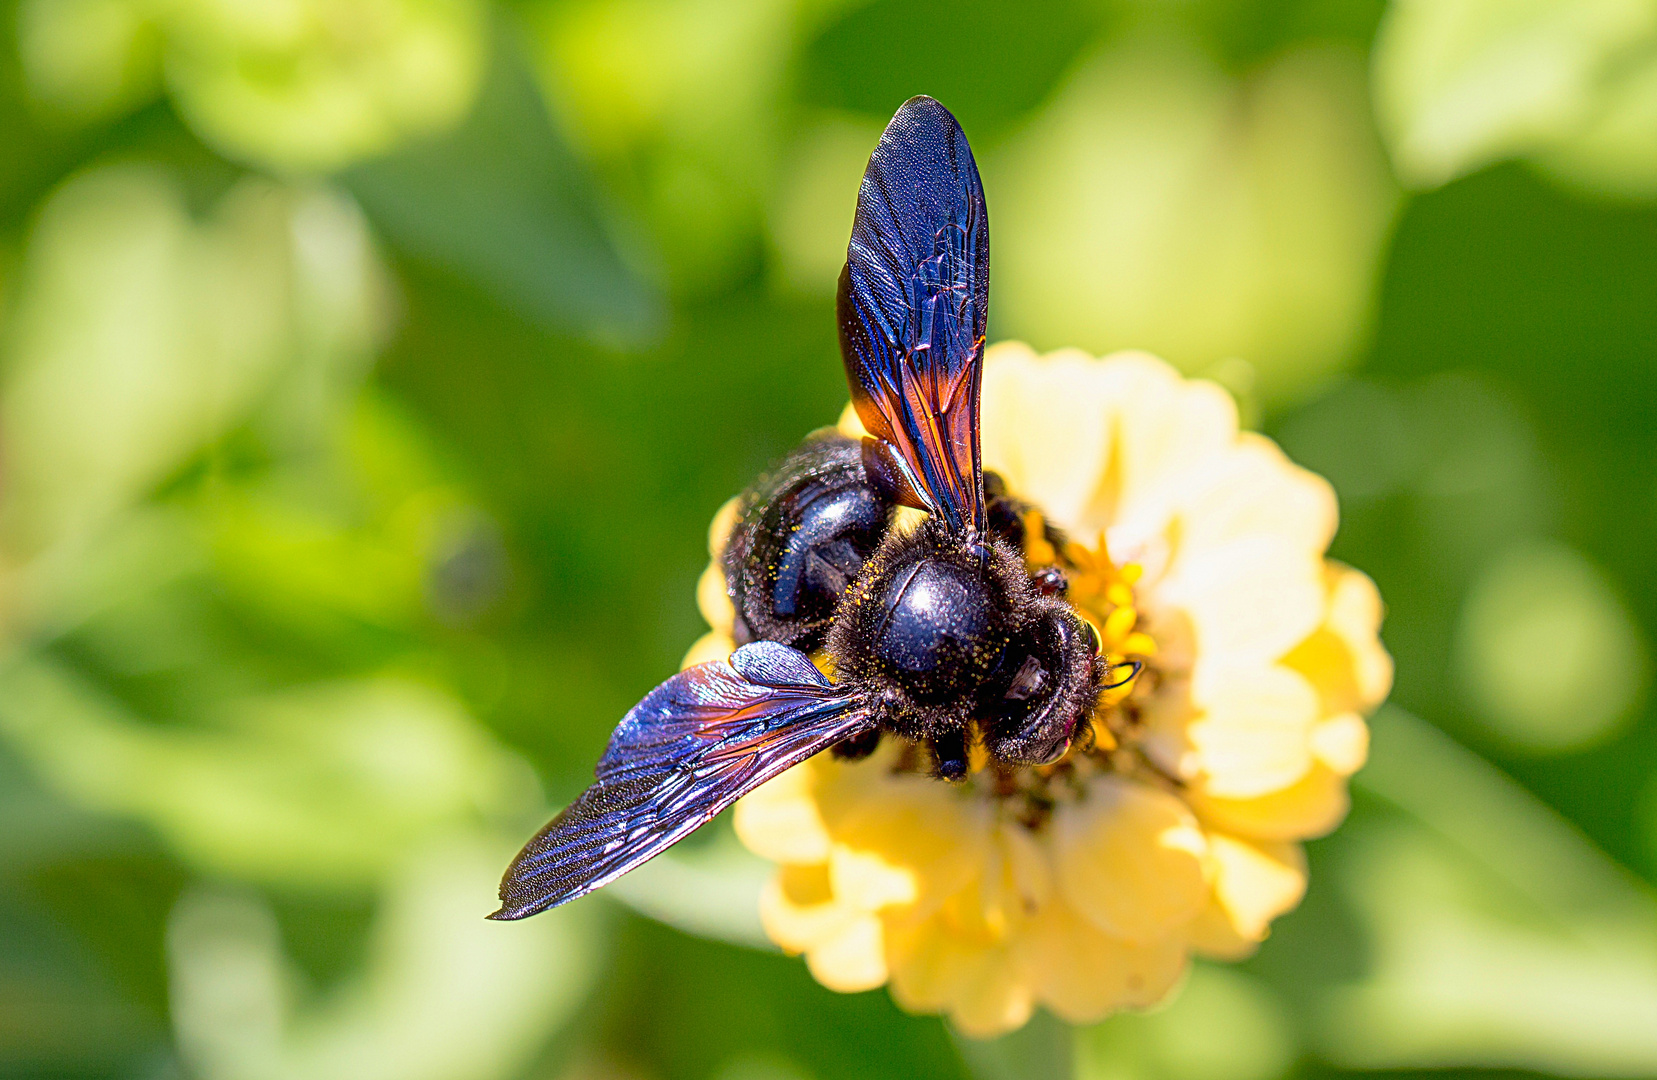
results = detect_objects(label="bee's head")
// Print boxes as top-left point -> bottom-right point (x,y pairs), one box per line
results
978,607 -> 1102,766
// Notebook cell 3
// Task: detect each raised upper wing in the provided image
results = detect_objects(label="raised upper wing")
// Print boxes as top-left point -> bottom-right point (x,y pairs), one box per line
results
837,95 -> 988,537
491,643 -> 870,919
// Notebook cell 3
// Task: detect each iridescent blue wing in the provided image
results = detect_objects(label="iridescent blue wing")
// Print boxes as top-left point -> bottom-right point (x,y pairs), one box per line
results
837,95 -> 988,536
491,643 -> 870,919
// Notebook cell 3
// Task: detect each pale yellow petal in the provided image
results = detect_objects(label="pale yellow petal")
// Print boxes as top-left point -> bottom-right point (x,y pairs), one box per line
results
1206,832 -> 1306,941
1281,563 -> 1393,717
1158,539 -> 1327,669
1309,712 -> 1369,776
696,558 -> 735,635
680,630 -> 734,670
1186,898 -> 1259,961
1325,563 -> 1393,710
948,954 -> 1035,1039
836,400 -> 868,439
885,914 -> 1034,1038
821,769 -> 986,918
886,916 -> 978,1012
707,496 -> 742,558
1188,762 -> 1350,841
1085,353 -> 1239,541
1053,777 -> 1211,944
996,820 -> 1054,915
1017,898 -> 1188,1023
830,843 -> 922,912
1183,665 -> 1322,798
804,912 -> 889,992
760,864 -> 847,952
1172,435 -> 1338,558
979,344 -> 1113,529
735,763 -> 832,864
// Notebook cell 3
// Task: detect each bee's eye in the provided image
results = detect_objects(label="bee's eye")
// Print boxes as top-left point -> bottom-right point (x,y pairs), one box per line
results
981,611 -> 1095,766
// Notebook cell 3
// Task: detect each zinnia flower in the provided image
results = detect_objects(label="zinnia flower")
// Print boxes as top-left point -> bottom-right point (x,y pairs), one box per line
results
684,343 -> 1391,1037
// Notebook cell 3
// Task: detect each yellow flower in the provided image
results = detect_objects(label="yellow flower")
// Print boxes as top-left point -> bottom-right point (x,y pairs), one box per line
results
685,343 -> 1391,1037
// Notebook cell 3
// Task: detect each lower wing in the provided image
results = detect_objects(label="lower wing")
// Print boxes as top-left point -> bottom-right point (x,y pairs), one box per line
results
492,643 -> 871,919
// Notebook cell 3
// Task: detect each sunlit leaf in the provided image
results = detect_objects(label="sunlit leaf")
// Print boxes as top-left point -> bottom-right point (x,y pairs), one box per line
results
993,35 -> 1399,407
16,0 -> 163,124
0,656 -> 537,888
1373,0 -> 1657,194
346,34 -> 664,345
606,817 -> 776,950
954,1008 -> 1072,1080
1,166 -> 293,554
1454,540 -> 1649,753
1322,706 -> 1657,1074
524,0 -> 795,293
1076,964 -> 1296,1080
168,832 -> 601,1080
164,0 -> 488,174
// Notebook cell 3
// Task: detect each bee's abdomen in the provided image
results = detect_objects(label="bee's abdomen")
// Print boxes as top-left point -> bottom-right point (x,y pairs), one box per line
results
727,434 -> 891,651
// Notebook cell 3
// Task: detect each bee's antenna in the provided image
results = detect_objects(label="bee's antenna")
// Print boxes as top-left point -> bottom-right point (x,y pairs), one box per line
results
1102,658 -> 1143,691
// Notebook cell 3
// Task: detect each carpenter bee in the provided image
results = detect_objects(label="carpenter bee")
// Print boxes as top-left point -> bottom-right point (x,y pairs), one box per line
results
493,96 -> 1113,921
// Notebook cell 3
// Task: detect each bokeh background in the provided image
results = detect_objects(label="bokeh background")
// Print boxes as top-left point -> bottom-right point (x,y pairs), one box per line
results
3,1 -> 1656,1078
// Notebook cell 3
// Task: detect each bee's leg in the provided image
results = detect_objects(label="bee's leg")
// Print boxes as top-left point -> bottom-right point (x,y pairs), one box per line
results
929,728 -> 970,782
831,728 -> 882,761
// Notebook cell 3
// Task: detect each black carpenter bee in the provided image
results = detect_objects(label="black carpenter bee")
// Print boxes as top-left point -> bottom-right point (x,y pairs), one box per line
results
493,96 -> 1116,921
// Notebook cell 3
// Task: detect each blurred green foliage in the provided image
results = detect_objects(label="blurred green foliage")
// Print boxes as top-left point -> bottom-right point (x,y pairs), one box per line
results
0,2 -> 1654,1079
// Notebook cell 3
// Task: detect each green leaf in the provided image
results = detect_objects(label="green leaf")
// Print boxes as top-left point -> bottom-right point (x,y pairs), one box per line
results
0,654 -> 537,888
345,25 -> 664,347
167,833 -> 602,1080
1373,0 -> 1657,192
992,34 -> 1399,407
953,1008 -> 1073,1080
1322,706 -> 1657,1073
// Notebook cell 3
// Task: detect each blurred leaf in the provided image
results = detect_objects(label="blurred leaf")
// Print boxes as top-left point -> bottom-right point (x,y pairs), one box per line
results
711,1051 -> 818,1080
1320,706 -> 1657,1074
22,851 -> 186,1021
1075,965 -> 1296,1080
346,30 -> 664,346
16,0 -> 163,124
0,166 -> 388,561
953,1008 -> 1072,1080
992,35 -> 1399,406
525,0 -> 795,294
1454,539 -> 1649,753
0,750 -> 177,1074
1,166 -> 290,555
1540,54 -> 1657,196
601,913 -> 971,1080
16,0 -> 489,174
1373,0 -> 1657,196
169,832 -> 602,1080
165,0 -> 488,174
0,654 -> 537,887
765,111 -> 880,294
1306,164 -> 1657,874
798,0 -> 1103,142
